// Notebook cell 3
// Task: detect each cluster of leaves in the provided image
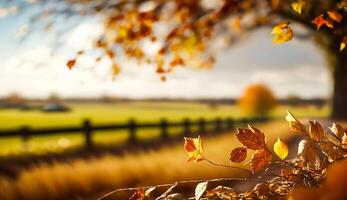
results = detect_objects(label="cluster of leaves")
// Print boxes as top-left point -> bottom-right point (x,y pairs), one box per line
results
115,111 -> 347,200
59,0 -> 347,80
4,1 -> 347,79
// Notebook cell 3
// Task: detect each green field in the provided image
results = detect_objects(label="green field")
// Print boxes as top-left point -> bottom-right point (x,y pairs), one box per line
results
0,102 -> 329,155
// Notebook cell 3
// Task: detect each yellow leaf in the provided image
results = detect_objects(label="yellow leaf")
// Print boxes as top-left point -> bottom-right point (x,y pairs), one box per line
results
340,36 -> 347,51
285,110 -> 307,135
272,22 -> 293,44
112,63 -> 121,80
274,137 -> 288,160
291,0 -> 306,14
184,136 -> 204,162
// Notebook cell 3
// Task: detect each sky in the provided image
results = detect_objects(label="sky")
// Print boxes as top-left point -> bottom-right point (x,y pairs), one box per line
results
0,5 -> 331,99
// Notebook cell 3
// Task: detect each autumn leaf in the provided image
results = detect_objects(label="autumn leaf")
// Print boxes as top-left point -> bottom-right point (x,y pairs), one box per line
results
285,111 -> 307,135
327,11 -> 342,23
297,140 -> 320,169
340,36 -> 347,51
291,0 -> 306,14
251,150 -> 272,173
184,136 -> 204,162
274,137 -> 288,160
230,147 -> 247,163
312,15 -> 333,30
271,22 -> 293,44
206,186 -> 237,199
308,120 -> 324,142
342,134 -> 347,149
112,63 -> 121,78
320,142 -> 346,161
66,59 -> 76,70
236,126 -> 267,150
329,123 -> 345,140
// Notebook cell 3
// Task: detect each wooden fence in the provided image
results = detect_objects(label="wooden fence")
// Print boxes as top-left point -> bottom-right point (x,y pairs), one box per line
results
0,117 -> 268,150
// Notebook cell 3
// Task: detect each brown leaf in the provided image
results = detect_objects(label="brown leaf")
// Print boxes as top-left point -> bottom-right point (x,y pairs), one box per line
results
230,147 -> 247,163
236,126 -> 267,150
308,121 -> 324,142
297,139 -> 320,169
329,123 -> 345,140
285,111 -> 307,135
319,142 -> 346,161
184,136 -> 204,162
250,150 -> 272,173
206,186 -> 237,199
342,134 -> 347,149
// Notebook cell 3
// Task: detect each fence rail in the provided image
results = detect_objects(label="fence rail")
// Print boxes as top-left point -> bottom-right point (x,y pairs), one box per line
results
0,117 -> 267,150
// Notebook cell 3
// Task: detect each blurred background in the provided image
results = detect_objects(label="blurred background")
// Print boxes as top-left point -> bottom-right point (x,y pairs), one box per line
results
0,0 -> 338,200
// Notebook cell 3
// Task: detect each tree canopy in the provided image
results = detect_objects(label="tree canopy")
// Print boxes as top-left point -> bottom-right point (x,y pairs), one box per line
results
3,0 -> 346,77
3,0 -> 347,118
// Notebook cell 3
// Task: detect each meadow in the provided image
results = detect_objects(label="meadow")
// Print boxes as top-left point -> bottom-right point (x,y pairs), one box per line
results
0,120 -> 299,200
0,101 -> 329,155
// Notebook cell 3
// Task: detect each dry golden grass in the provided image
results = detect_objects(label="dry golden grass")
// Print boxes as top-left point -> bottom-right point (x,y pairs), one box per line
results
0,120 -> 293,200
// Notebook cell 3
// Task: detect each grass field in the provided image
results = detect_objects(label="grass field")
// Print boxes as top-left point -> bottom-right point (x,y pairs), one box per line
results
0,120 -> 298,200
0,102 -> 329,155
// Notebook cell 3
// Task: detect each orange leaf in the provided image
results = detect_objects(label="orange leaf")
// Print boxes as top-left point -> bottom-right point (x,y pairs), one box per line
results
230,147 -> 247,163
273,137 -> 288,160
129,188 -> 145,200
236,126 -> 267,150
184,136 -> 204,162
312,15 -> 333,30
327,11 -> 342,23
66,59 -> 76,70
250,150 -> 272,173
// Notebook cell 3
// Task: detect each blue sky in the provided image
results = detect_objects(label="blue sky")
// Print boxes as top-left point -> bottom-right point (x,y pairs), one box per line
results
0,5 -> 330,99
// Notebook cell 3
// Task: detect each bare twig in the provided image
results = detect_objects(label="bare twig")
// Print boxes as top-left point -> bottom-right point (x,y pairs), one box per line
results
97,177 -> 267,200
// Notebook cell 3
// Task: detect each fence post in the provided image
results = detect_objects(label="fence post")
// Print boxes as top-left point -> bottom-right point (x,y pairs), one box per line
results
198,118 -> 206,134
183,118 -> 191,137
128,119 -> 137,144
21,126 -> 30,151
214,117 -> 222,132
226,117 -> 233,130
160,118 -> 169,140
83,120 -> 93,149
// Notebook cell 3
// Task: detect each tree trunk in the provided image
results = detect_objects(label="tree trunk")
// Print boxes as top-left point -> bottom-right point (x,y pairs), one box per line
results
331,56 -> 347,120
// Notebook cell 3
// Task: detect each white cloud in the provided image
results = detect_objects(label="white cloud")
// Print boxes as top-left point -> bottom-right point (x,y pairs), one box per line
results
67,23 -> 103,50
0,24 -> 332,99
